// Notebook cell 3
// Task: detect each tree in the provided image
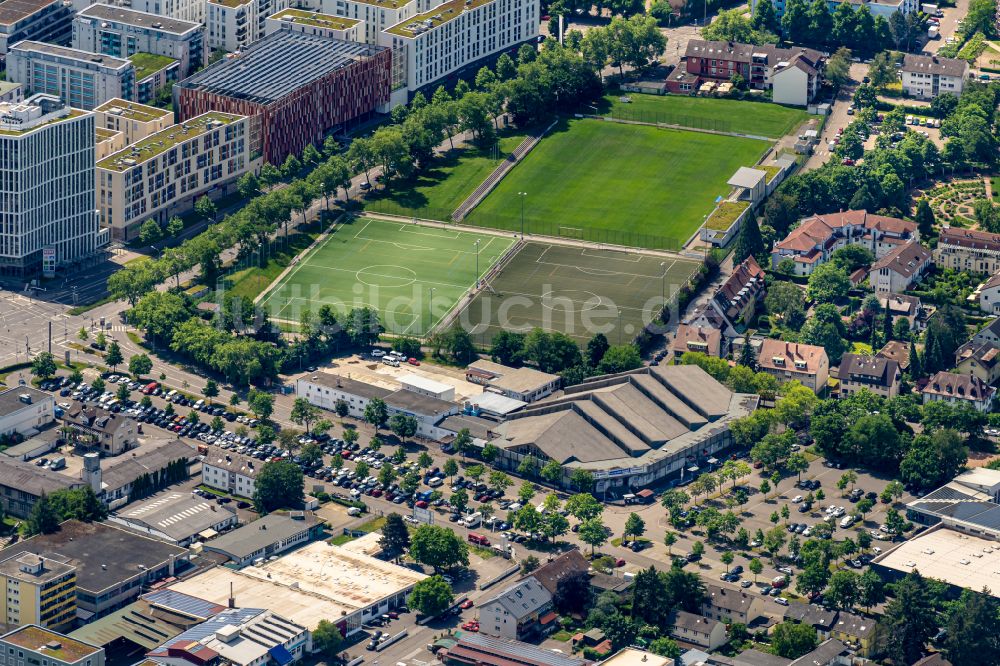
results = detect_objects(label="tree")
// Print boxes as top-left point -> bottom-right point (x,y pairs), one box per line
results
409,575 -> 454,617
733,215 -> 765,264
880,571 -> 938,665
410,524 -> 469,571
443,458 -> 459,479
915,198 -> 935,237
389,413 -> 419,441
126,353 -> 151,378
374,513 -> 410,564
166,216 -> 184,237
194,195 -> 217,223
943,589 -> 1000,666
749,558 -> 763,582
312,621 -> 344,661
105,341 -> 124,371
570,469 -> 595,493
363,397 -> 388,430
253,460 -> 304,512
290,398 -> 320,434
807,262 -> 851,303
26,493 -> 61,535
48,487 -> 107,522
334,399 -> 349,418
826,47 -> 852,87
247,389 -> 274,421
453,428 -> 473,459
450,489 -> 469,513
857,569 -> 885,612
802,304 -> 849,361
764,281 -> 806,329
587,333 -> 610,368
623,512 -> 645,543
598,345 -> 642,374
540,459 -> 563,484
31,352 -> 57,380
900,429 -> 967,491
203,380 -> 219,405
566,493 -> 603,521
771,622 -> 818,659
663,531 -> 677,555
826,570 -> 859,609
720,550 -> 735,573
489,470 -> 513,494
868,50 -> 897,90
578,517 -> 608,555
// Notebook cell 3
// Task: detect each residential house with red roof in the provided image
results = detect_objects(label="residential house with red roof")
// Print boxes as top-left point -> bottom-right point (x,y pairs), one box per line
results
771,210 -> 918,277
758,339 -> 829,394
922,371 -> 996,413
934,226 -> 1000,275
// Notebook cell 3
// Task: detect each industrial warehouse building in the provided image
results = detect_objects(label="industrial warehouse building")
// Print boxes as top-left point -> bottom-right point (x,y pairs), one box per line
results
488,365 -> 759,494
173,31 -> 392,164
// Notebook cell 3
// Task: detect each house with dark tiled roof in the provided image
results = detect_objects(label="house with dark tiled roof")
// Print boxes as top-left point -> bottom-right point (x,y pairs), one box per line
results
922,371 -> 996,413
901,54 -> 968,99
667,611 -> 727,650
771,210 -> 918,277
868,241 -> 932,294
782,604 -> 838,639
682,257 -> 765,343
700,584 -> 763,625
955,339 -> 1000,385
478,577 -> 554,641
62,406 -> 137,456
524,550 -> 589,597
837,353 -> 901,399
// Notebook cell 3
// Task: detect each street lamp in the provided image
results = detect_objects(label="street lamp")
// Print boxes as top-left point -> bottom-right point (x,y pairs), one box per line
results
660,261 -> 667,303
428,287 -> 436,336
474,240 -> 481,288
517,192 -> 527,239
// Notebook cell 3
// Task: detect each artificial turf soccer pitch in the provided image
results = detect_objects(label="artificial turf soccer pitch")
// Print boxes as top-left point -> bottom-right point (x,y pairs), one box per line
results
456,242 -> 701,346
258,218 -> 516,336
467,118 -> 771,250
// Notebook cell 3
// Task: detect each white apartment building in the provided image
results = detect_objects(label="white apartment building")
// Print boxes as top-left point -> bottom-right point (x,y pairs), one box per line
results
321,0 -> 419,44
133,0 -> 207,26
7,41 -> 134,110
0,0 -> 73,58
97,111 -> 254,241
202,451 -> 258,497
901,53 -> 967,99
72,5 -> 206,77
264,8 -> 363,41
0,388 -> 54,439
207,0 -> 289,52
379,0 -> 538,92
0,95 -> 106,279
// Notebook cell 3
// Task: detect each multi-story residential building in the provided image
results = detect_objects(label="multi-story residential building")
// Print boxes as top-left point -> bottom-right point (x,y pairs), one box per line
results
175,31 -> 391,164
0,95 -> 106,279
7,41 -> 134,109
682,39 -> 824,105
478,578 -> 553,641
93,98 -> 172,144
0,626 -> 104,666
667,611 -> 727,651
973,271 -> 1000,314
133,0 -> 207,25
321,0 -> 418,44
671,324 -> 724,359
0,0 -> 73,59
901,53 -> 967,100
97,111 -> 252,240
922,371 -> 996,413
955,339 -> 1000,385
700,585 -> 763,626
0,388 -> 53,439
772,209 -> 918,276
73,6 -> 205,77
681,255 -> 766,342
0,555 -> 77,630
61,406 -> 137,455
837,353 -> 900,399
206,0 -> 290,53
758,339 -> 829,393
868,240 -> 933,293
202,451 -> 259,497
265,7 -> 363,41
934,226 -> 1000,275
379,0 -> 538,93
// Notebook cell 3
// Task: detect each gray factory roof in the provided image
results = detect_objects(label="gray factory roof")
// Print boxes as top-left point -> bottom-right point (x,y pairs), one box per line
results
0,520 -> 187,594
76,5 -> 200,34
491,365 -> 757,470
0,0 -> 60,27
0,457 -> 81,497
175,31 -> 385,105
10,41 -> 131,70
114,490 -> 235,541
0,386 -> 49,417
203,513 -> 316,560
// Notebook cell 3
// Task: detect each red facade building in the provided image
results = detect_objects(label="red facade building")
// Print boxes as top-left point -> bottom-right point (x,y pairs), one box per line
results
175,31 -> 390,164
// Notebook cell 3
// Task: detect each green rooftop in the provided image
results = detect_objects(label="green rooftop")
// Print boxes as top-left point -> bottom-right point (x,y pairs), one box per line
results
758,164 -> 782,184
130,52 -> 178,80
95,127 -> 120,140
98,111 -> 240,172
704,200 -> 749,230
95,98 -> 171,123
3,626 -> 102,663
208,0 -> 253,9
343,0 -> 409,10
268,8 -> 361,29
386,0 -> 493,34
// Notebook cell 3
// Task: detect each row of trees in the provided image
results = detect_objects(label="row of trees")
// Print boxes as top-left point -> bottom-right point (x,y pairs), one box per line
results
490,329 -> 643,380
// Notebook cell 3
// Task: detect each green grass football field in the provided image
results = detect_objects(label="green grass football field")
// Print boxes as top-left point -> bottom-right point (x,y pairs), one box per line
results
466,118 -> 770,250
457,242 -> 700,346
259,218 -> 516,336
598,92 -> 812,138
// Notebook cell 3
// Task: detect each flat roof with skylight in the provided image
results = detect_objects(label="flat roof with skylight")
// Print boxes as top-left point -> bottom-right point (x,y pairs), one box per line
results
0,626 -> 103,663
267,8 -> 361,29
97,111 -> 241,171
386,0 -> 494,36
872,525 -> 1000,598
95,98 -> 171,123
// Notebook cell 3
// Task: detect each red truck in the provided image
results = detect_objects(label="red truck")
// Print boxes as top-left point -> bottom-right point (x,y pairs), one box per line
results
468,533 -> 490,546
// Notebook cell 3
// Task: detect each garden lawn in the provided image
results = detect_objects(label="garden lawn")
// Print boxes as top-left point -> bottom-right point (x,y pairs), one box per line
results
599,92 -> 811,138
364,129 -> 528,219
469,118 -> 769,249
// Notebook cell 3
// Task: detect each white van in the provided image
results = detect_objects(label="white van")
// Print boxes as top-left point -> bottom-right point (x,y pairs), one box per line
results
462,512 -> 482,528
840,515 -> 855,529
427,477 -> 444,488
382,357 -> 399,367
